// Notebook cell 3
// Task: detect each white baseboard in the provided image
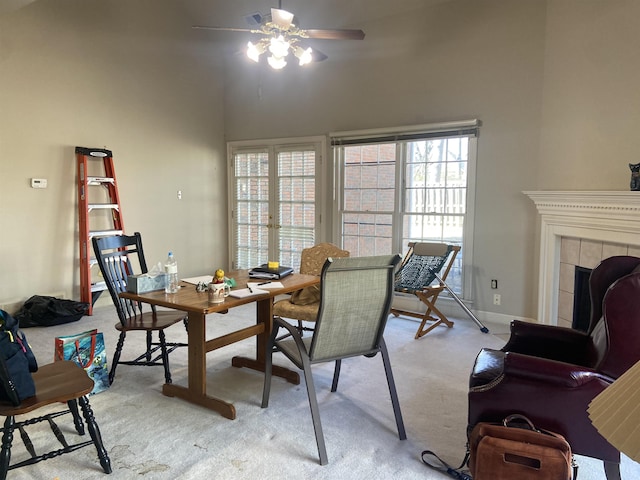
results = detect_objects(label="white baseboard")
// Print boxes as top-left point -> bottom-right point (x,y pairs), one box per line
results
0,291 -> 66,315
392,292 -> 535,328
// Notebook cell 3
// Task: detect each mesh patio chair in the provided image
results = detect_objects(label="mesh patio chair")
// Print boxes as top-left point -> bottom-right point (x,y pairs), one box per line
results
390,242 -> 461,338
391,242 -> 489,339
262,254 -> 406,465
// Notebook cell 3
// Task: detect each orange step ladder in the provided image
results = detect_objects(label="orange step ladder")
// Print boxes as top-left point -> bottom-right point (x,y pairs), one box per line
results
76,147 -> 124,314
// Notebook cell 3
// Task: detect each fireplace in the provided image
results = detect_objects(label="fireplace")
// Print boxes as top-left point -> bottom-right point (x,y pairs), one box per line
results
572,266 -> 592,332
525,191 -> 640,325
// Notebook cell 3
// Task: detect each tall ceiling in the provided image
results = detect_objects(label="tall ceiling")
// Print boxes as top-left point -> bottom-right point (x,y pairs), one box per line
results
183,0 -> 452,62
0,0 -> 453,63
1,0 -> 450,22
181,0 -> 448,30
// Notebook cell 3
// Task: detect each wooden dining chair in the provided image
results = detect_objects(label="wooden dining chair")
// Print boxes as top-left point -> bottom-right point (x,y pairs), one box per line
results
262,254 -> 406,465
0,359 -> 112,478
92,232 -> 187,385
273,242 -> 349,335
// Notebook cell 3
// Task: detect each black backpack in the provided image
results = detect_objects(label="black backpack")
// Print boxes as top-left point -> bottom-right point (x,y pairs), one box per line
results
14,295 -> 89,328
0,310 -> 38,405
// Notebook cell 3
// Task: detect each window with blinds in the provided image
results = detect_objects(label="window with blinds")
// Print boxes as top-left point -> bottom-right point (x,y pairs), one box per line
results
230,139 -> 323,272
277,149 -> 316,270
332,120 -> 479,296
233,151 -> 270,269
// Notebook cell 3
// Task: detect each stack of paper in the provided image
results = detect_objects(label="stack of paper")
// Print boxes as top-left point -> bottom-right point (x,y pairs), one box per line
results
246,281 -> 284,290
229,287 -> 269,298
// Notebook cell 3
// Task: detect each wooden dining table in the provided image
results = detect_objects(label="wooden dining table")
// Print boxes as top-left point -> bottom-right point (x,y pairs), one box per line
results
119,270 -> 319,420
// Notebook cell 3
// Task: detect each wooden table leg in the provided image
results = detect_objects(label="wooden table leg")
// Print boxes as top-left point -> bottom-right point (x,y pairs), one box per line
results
162,311 -> 237,419
231,297 -> 300,385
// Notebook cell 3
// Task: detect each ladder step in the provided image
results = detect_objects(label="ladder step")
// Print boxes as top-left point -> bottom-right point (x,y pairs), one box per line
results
91,281 -> 107,292
76,146 -> 113,157
87,176 -> 115,185
88,203 -> 120,211
89,229 -> 124,238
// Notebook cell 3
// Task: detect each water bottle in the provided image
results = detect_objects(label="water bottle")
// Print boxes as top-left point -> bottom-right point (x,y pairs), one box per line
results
164,251 -> 179,293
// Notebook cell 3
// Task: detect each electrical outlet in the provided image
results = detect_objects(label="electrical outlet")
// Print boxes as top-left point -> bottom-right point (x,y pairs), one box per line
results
493,294 -> 501,305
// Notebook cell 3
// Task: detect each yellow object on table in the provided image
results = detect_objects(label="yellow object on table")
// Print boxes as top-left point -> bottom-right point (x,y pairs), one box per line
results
268,261 -> 279,270
214,269 -> 225,283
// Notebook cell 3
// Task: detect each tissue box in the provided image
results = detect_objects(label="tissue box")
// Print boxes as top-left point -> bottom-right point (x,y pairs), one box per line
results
127,274 -> 167,293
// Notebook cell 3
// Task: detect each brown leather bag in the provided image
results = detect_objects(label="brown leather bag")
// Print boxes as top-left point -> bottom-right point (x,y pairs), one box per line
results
468,414 -> 574,480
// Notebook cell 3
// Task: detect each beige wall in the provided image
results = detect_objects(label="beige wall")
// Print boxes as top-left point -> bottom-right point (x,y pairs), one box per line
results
222,0 -> 547,319
538,0 -> 640,190
0,0 -> 226,307
1,0 -> 639,321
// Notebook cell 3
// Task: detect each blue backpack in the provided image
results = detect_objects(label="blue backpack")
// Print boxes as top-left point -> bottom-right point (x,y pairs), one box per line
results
0,309 -> 38,405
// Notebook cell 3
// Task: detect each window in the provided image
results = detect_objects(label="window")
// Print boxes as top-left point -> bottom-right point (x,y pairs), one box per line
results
332,121 -> 478,297
229,138 -> 324,272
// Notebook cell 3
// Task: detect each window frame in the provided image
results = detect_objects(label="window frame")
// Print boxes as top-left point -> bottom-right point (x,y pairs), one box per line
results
331,120 -> 479,300
227,136 -> 327,271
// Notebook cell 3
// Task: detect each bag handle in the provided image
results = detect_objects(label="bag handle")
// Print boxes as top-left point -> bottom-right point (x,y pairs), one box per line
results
73,334 -> 97,368
502,414 -> 579,480
503,413 -> 537,431
421,449 -> 472,480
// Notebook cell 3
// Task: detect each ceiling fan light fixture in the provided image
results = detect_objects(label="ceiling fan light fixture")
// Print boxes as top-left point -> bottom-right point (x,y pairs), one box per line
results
271,8 -> 295,28
193,4 -> 365,68
267,55 -> 287,70
268,35 -> 290,58
246,41 -> 266,62
294,46 -> 313,66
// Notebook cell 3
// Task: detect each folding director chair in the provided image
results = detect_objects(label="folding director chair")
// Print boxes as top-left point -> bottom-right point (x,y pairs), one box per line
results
390,242 -> 489,339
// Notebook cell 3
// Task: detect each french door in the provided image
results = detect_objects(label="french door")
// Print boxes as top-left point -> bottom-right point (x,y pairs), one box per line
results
229,138 -> 324,272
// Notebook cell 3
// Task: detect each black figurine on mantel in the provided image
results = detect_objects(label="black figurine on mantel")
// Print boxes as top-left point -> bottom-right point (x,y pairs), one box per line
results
631,163 -> 640,191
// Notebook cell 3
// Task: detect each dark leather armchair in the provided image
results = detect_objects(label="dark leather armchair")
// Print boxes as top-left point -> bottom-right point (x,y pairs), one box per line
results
468,255 -> 640,480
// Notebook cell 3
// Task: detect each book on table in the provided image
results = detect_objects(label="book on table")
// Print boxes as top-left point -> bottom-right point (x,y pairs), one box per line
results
248,265 -> 293,280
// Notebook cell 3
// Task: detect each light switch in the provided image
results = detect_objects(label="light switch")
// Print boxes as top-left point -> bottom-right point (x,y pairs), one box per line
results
31,178 -> 47,189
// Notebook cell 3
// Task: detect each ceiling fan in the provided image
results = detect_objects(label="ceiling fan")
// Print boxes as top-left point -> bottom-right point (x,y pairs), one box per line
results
192,1 -> 365,69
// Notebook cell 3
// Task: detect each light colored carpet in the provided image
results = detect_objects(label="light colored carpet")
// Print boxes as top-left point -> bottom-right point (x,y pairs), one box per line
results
8,303 -> 640,479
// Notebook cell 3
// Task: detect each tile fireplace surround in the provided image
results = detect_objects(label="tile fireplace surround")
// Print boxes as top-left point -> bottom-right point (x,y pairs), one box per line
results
525,191 -> 640,326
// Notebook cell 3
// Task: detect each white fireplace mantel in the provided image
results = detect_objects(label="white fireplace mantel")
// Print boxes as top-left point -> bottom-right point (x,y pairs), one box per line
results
524,191 -> 640,324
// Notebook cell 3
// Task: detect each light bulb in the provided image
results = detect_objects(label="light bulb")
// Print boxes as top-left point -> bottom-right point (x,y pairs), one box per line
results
247,41 -> 263,62
295,46 -> 313,66
269,35 -> 290,58
268,55 -> 287,70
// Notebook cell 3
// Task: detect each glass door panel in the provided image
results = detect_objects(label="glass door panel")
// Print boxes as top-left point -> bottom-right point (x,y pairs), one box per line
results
233,151 -> 270,269
230,140 -> 322,272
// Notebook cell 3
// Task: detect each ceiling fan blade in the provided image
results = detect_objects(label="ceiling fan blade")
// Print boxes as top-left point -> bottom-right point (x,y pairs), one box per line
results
295,41 -> 328,62
304,29 -> 366,41
244,12 -> 263,27
192,25 -> 254,33
310,49 -> 328,62
271,8 -> 294,30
